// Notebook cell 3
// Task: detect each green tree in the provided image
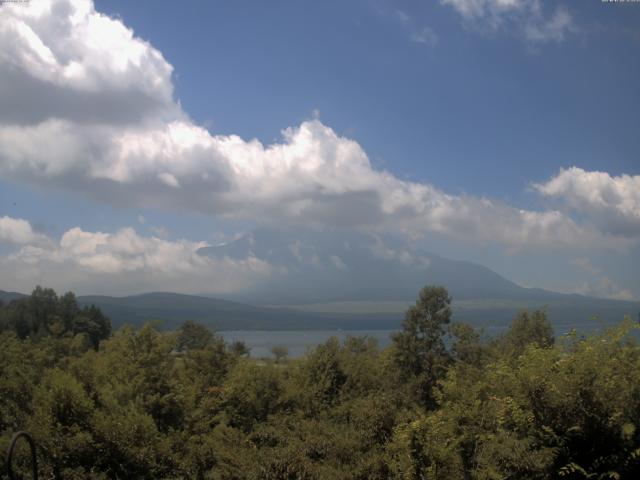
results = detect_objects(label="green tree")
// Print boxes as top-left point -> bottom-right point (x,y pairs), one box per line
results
177,320 -> 214,351
449,322 -> 488,367
229,340 -> 251,357
496,309 -> 554,356
221,361 -> 286,432
293,337 -> 346,414
0,287 -> 110,348
392,285 -> 452,407
72,305 -> 111,349
271,345 -> 289,363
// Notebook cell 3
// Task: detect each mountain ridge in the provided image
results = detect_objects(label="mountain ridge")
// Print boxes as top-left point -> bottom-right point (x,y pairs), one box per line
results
197,227 -> 632,305
2,229 -> 637,331
1,288 -> 637,333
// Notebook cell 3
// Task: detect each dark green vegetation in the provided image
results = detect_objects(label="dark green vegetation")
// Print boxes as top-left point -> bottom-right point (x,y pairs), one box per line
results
0,286 -> 111,349
1,286 -> 640,479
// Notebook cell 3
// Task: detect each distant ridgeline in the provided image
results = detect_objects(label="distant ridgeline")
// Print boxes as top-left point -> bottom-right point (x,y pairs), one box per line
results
0,286 -> 111,349
1,286 -> 639,334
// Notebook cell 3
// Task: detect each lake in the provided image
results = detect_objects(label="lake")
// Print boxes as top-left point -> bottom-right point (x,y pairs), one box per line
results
219,330 -> 396,358
220,318 -> 629,358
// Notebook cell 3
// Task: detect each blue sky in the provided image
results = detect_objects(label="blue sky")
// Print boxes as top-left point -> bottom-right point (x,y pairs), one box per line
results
0,0 -> 638,299
97,0 -> 638,195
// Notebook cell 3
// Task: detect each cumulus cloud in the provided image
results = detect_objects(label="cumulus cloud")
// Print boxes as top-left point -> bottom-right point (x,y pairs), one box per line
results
534,167 -> 640,237
0,217 -> 274,295
0,0 -> 176,126
441,0 -> 575,43
0,0 -> 630,253
0,215 -> 51,246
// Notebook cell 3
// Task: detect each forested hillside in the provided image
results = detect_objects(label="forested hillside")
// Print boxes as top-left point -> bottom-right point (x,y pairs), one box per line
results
1,287 -> 639,479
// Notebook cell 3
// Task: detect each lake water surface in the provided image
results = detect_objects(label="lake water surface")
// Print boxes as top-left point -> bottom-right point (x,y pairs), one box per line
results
220,318 -> 627,358
219,330 -> 396,358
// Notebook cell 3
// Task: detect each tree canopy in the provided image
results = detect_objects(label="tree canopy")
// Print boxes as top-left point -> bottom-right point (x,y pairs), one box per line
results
1,286 -> 639,479
0,286 -> 111,348
392,285 -> 452,407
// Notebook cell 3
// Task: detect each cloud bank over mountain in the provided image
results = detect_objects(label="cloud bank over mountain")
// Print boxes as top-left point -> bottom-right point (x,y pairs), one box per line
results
0,216 -> 273,295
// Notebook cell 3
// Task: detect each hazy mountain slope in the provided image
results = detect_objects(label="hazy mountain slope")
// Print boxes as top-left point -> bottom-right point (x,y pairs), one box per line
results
3,287 -> 637,333
74,291 -> 639,333
0,290 -> 26,304
194,227 -> 639,330
76,292 -> 399,331
4,225 -> 638,332
197,227 -> 576,304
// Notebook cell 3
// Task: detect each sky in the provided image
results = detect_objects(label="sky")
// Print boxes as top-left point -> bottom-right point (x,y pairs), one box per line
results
0,0 -> 638,300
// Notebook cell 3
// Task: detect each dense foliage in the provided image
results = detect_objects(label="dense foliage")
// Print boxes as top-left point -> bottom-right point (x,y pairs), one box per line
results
1,286 -> 639,479
0,286 -> 111,348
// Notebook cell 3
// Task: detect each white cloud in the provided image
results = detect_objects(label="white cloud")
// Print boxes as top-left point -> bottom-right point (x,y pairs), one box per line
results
0,119 -> 623,251
524,7 -> 572,43
329,254 -> 348,271
570,257 -> 635,301
0,215 -> 50,246
396,10 -> 411,25
572,277 -> 635,302
441,0 -> 575,43
442,0 -> 530,22
0,0 -> 176,127
0,0 -> 630,254
289,240 -> 321,267
411,26 -> 439,46
157,172 -> 180,188
370,236 -> 431,268
534,167 -> 640,237
395,10 -> 438,47
0,218 -> 274,295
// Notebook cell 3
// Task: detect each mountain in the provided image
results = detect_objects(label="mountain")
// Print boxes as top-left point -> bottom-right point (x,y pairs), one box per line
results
0,290 -> 26,304
3,225 -> 638,332
73,291 -> 638,334
196,227 -> 598,304
76,292 -> 399,331
194,227 -> 639,331
2,287 -> 638,334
